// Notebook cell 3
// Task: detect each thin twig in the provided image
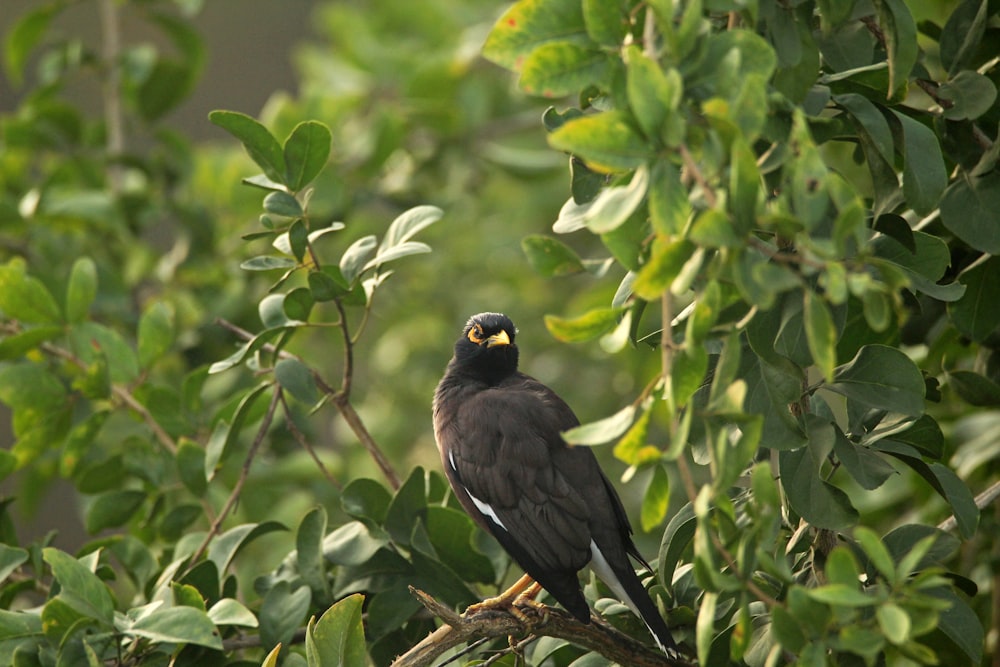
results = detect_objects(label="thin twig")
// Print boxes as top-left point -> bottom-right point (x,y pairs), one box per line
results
98,0 -> 124,193
279,392 -> 342,490
937,478 -> 1000,533
184,386 -> 282,573
679,144 -> 717,208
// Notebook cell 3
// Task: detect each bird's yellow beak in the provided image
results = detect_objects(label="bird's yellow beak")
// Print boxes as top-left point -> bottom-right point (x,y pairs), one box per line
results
485,330 -> 511,348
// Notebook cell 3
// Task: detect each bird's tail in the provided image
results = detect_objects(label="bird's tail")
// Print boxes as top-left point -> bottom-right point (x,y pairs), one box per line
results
589,541 -> 682,658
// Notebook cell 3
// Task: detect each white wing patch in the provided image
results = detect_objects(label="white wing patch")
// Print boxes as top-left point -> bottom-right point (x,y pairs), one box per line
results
465,487 -> 508,532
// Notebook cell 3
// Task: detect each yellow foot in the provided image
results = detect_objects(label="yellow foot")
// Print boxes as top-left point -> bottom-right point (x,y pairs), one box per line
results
465,575 -> 547,625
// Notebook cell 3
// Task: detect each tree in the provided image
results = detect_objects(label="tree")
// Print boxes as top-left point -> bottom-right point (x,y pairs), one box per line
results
0,0 -> 995,666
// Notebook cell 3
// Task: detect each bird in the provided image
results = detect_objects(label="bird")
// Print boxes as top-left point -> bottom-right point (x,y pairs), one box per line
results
432,312 -> 679,657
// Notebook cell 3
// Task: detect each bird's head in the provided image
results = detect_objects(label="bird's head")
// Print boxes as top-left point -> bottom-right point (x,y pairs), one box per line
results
452,312 -> 519,381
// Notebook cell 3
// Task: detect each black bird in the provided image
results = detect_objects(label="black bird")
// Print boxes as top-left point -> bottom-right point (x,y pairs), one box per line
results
433,312 -> 679,656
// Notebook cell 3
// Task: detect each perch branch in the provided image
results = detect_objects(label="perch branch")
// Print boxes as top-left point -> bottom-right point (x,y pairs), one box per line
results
390,588 -> 691,667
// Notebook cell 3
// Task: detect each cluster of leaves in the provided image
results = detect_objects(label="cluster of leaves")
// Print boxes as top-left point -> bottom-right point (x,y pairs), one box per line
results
483,0 -> 995,664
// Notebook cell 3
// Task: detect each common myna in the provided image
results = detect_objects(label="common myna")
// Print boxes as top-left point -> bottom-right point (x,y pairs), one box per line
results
433,312 -> 678,656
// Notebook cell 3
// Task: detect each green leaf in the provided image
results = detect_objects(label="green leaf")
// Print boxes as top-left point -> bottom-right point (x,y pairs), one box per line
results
0,325 -> 62,360
263,191 -> 303,218
42,548 -> 115,626
520,41 -> 611,98
940,171 -> 1000,254
284,286 -> 314,321
947,370 -> 1000,407
296,507 -> 329,601
65,257 -> 97,324
779,445 -> 859,530
949,256 -> 1000,342
0,544 -> 28,584
939,0 -> 989,75
240,255 -> 298,271
939,70 -> 997,121
563,405 -> 635,446
306,594 -> 366,667
873,0 -> 917,98
482,0 -> 587,71
828,345 -> 925,417
137,301 -> 174,368
339,235 -> 377,285
283,121 -> 331,192
4,4 -> 60,86
548,111 -> 650,172
207,521 -> 287,575
806,584 -> 877,607
341,478 -> 392,524
365,241 -> 432,272
625,47 -> 680,141
522,235 -> 585,276
85,490 -> 146,533
891,112 -> 946,215
854,526 -> 897,582
632,237 -> 696,301
931,588 -> 984,664
423,506 -> 495,582
585,165 -> 649,233
275,358 -> 319,405
648,159 -> 691,236
208,110 -> 286,184
641,465 -> 670,532
384,467 -> 428,546
729,138 -> 760,233
877,603 -> 911,645
544,307 -> 622,343
582,0 -> 625,47
129,605 -> 223,650
323,521 -> 389,566
833,435 -> 895,490
0,261 -> 62,324
380,205 -> 443,250
0,362 -> 66,411
208,598 -> 258,628
804,291 -> 836,383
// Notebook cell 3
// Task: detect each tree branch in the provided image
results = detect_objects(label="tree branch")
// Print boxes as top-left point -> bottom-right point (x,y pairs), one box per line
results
391,588 -> 692,667
937,477 -> 1000,534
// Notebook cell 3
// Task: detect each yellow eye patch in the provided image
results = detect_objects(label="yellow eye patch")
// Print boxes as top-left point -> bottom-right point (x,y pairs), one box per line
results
467,323 -> 485,344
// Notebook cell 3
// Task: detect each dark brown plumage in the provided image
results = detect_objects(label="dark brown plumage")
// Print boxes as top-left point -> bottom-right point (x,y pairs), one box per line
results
432,312 -> 678,655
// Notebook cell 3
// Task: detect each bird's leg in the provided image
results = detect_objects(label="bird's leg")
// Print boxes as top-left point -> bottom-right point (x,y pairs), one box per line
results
465,574 -> 548,626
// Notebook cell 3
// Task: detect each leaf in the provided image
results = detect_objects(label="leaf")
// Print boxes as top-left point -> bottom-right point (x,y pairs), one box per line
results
939,70 -> 997,121
0,325 -> 62,360
804,291 -> 836,383
0,362 -> 66,411
641,465 -> 670,533
522,235 -> 585,276
423,506 -> 495,582
873,0 -> 917,98
341,478 -> 392,523
208,598 -> 258,627
625,47 -> 680,141
206,522 -> 285,578
42,548 -> 115,626
548,111 -> 650,172
365,241 -> 432,272
939,171 -> 1000,254
240,255 -> 298,271
947,370 -> 1000,407
4,4 -> 59,86
632,237 -> 696,301
585,164 -> 649,233
383,467 -> 428,546
129,605 -> 223,650
0,261 -> 62,324
939,0 -> 989,75
930,588 -> 984,664
208,110 -> 286,184
520,41 -> 611,98
562,405 -> 635,446
873,441 -> 979,539
339,235 -> 378,285
0,544 -> 28,584
948,257 -> 1000,343
306,594 -> 366,667
583,0 -> 625,47
275,358 -> 319,405
648,159 -> 691,236
283,121 -> 331,192
380,205 -> 443,250
323,521 -> 388,566
891,111 -> 946,215
85,490 -> 146,533
137,301 -> 174,368
833,434 -> 895,490
176,439 -> 207,496
806,584 -> 877,607
263,191 -> 303,218
65,257 -> 97,324
544,307 -> 622,343
779,445 -> 859,531
827,345 -> 925,417
482,0 -> 587,71
296,507 -> 329,601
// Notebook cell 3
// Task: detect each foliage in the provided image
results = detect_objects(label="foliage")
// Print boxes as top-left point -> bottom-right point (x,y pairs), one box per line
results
0,0 -> 996,666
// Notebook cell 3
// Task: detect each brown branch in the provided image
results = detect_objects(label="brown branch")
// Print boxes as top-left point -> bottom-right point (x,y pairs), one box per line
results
391,588 -> 691,667
679,144 -> 717,208
40,342 -> 177,454
279,392 -> 342,490
183,386 -> 281,573
937,477 -> 1000,534
329,391 -> 401,490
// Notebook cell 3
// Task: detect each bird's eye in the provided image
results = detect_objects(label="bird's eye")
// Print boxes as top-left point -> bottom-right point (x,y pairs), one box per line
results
467,324 -> 485,344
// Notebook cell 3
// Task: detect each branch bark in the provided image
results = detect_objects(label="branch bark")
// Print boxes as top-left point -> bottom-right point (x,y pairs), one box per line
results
391,588 -> 692,667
